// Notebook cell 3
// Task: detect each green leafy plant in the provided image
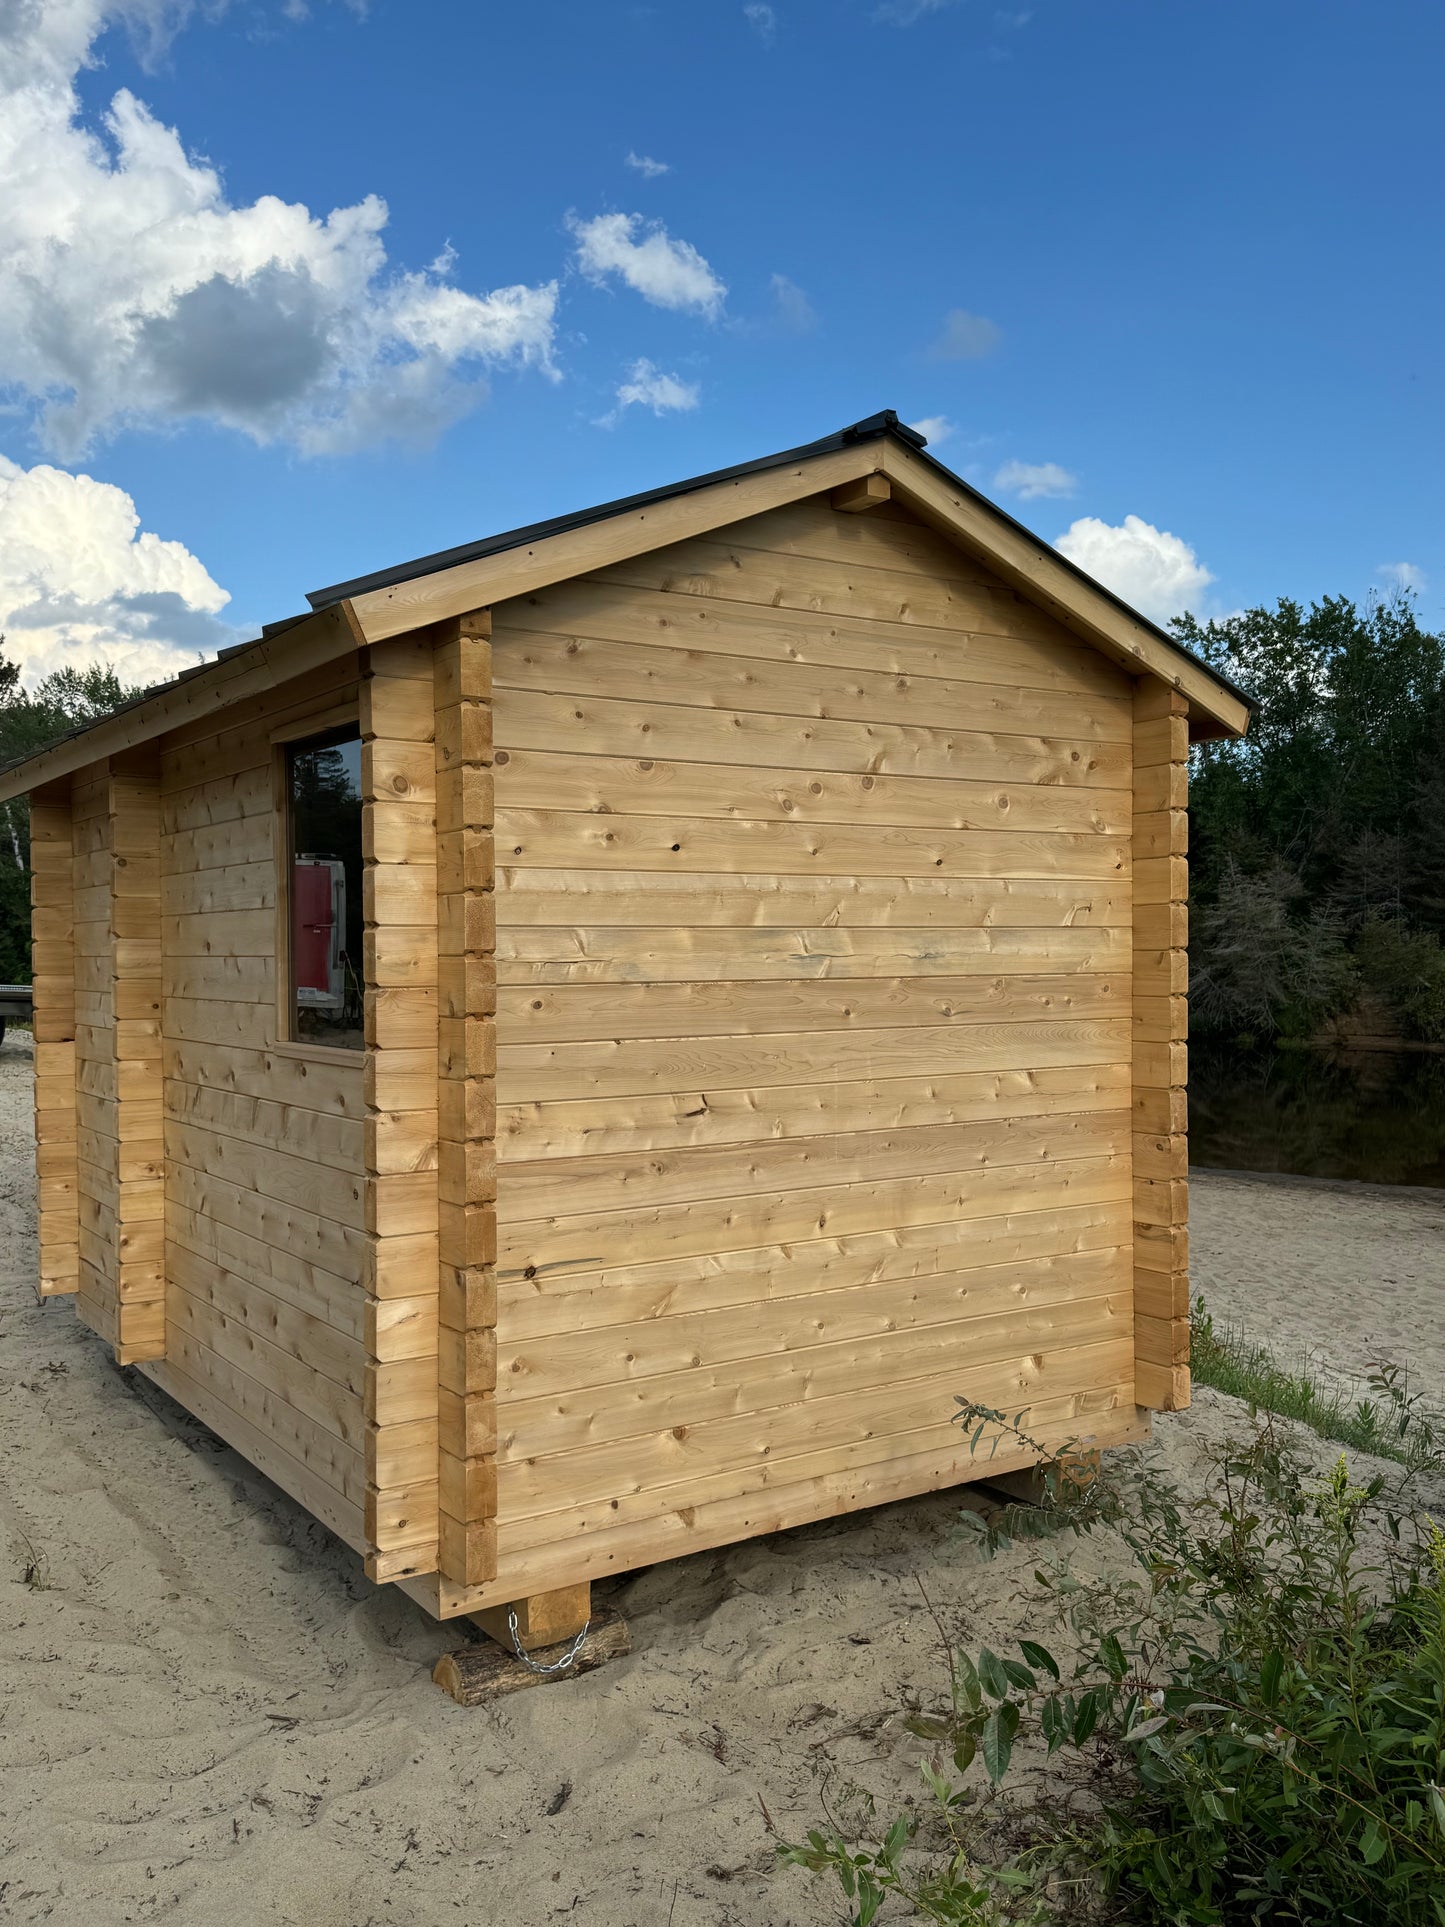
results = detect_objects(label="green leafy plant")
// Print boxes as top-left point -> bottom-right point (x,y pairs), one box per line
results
782,1406 -> 1445,1924
1190,1298 -> 1445,1470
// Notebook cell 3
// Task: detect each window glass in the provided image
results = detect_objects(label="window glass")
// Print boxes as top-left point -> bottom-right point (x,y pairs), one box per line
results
286,726 -> 363,1050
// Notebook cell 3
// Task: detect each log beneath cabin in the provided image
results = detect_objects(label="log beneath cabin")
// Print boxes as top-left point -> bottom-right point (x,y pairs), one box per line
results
981,1446 -> 1103,1509
432,1606 -> 631,1704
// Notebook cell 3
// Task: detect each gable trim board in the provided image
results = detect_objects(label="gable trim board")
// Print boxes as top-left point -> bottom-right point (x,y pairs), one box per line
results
0,413 -> 1248,806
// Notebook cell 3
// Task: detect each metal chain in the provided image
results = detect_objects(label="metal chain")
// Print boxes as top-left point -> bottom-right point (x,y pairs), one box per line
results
506,1608 -> 592,1676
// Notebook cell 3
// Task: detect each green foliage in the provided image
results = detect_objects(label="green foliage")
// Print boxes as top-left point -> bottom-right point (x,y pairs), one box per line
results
1178,594 -> 1445,1042
1188,1041 -> 1445,1188
782,1408 -> 1445,1925
1189,865 -> 1358,1040
1352,917 -> 1445,1043
1190,1299 -> 1445,1468
0,647 -> 149,981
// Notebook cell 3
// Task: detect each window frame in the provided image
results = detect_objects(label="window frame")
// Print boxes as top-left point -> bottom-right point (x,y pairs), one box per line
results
270,704 -> 365,1063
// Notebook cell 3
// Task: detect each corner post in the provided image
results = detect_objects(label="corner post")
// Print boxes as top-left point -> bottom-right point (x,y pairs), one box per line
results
433,611 -> 498,1589
1131,682 -> 1190,1410
106,749 -> 165,1364
362,637 -> 442,1582
30,780 -> 79,1301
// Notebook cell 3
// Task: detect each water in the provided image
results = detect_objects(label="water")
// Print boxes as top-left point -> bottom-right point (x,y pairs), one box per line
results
1189,1042 -> 1445,1189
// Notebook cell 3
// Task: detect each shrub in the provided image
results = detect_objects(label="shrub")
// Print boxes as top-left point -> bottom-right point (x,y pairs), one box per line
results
781,1408 -> 1445,1924
1190,864 -> 1358,1041
1353,916 -> 1445,1043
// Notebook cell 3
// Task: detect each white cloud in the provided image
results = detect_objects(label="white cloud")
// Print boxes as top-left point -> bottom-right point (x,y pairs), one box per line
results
876,0 -> 959,21
1378,562 -> 1427,595
0,456 -> 233,688
909,415 -> 954,447
927,308 -> 1002,360
568,212 -> 726,319
609,359 -> 700,419
0,2 -> 559,457
768,273 -> 816,334
624,151 -> 670,179
1054,514 -> 1214,625
994,459 -> 1078,500
743,4 -> 777,44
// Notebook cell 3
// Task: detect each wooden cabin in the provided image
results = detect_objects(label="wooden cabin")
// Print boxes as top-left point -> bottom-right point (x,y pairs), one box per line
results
0,412 -> 1250,1646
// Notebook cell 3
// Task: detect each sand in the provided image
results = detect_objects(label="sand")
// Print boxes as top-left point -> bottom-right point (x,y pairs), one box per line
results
2,1033 -> 1441,1927
1192,1166 -> 1445,1387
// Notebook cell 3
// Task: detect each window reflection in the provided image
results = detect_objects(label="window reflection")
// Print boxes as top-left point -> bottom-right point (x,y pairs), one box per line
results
287,727 -> 364,1050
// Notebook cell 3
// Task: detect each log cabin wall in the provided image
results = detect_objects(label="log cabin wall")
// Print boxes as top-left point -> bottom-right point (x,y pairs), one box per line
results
31,780 -> 80,1303
359,636 -> 444,1585
71,764 -> 124,1353
1131,682 -> 1191,1410
135,657 -> 373,1555
485,490 -> 1145,1600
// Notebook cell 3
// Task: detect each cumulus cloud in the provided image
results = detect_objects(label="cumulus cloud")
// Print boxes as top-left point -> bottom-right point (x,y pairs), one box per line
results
743,4 -> 777,43
0,1 -> 559,457
1054,514 -> 1214,625
1378,562 -> 1427,595
909,415 -> 954,447
0,456 -> 233,687
994,459 -> 1078,500
568,212 -> 727,318
624,151 -> 670,178
606,359 -> 700,421
927,308 -> 1002,360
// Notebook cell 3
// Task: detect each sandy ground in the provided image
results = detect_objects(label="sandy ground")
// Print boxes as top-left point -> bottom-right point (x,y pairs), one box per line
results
1192,1166 -> 1445,1385
1,1034 -> 1441,1927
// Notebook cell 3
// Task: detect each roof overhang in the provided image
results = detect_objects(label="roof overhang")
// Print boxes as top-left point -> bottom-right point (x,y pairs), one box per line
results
0,412 -> 1249,802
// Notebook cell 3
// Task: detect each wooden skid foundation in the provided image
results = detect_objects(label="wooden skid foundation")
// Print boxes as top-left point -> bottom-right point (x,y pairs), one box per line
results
433,1607 -> 631,1704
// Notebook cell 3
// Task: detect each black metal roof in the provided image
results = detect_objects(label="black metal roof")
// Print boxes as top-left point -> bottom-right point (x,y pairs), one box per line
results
303,407 -> 1251,713
0,408 -> 1250,786
305,410 -> 928,609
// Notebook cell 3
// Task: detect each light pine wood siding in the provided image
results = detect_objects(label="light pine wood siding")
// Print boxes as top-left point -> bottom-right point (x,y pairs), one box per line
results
1131,682 -> 1190,1409
485,495 -> 1143,1599
138,659 -> 373,1555
31,781 -> 80,1301
72,767 -> 121,1350
361,637 -> 443,1583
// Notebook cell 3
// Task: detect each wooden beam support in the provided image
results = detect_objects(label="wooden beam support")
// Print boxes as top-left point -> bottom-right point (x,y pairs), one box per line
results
471,1582 -> 591,1653
434,610 -> 499,1591
831,475 -> 892,513
1131,681 -> 1190,1412
362,635 -> 441,1583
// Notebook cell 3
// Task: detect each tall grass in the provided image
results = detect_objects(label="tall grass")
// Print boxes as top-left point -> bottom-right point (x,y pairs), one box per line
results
1189,1297 -> 1441,1469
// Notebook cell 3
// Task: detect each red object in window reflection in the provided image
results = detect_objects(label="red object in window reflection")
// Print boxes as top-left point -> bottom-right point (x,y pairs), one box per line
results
293,857 -> 346,1008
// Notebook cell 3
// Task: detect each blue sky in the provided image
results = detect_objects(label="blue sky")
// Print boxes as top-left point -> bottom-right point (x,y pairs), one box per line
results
0,0 -> 1440,686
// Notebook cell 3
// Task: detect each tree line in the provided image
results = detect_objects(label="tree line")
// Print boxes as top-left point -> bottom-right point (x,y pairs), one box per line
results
1179,594 -> 1445,1042
0,653 -> 146,983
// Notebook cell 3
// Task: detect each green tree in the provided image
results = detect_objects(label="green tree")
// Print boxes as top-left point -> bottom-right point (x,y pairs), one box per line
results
0,649 -> 149,983
1174,595 -> 1445,1040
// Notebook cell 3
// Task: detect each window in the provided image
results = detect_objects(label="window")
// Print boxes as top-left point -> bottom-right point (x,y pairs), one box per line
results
285,725 -> 364,1050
